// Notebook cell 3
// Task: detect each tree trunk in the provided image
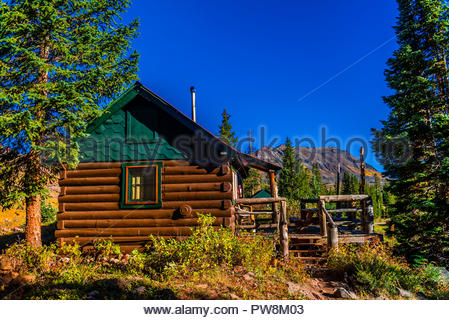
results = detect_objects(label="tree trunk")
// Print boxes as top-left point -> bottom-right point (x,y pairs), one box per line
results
25,194 -> 42,247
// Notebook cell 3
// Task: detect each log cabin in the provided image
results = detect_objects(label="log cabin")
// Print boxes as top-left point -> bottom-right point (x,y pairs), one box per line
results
55,82 -> 281,250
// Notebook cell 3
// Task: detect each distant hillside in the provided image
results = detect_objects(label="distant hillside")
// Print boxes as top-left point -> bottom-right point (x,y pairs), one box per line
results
252,146 -> 383,184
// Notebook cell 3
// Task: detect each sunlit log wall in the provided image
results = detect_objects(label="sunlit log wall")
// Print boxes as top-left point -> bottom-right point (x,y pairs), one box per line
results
56,160 -> 235,249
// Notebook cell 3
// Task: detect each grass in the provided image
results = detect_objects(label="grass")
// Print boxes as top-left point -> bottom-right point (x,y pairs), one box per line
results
327,241 -> 449,299
0,214 -> 308,300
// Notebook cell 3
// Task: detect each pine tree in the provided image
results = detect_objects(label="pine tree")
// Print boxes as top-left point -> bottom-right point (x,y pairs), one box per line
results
0,0 -> 139,247
218,109 -> 238,147
372,0 -> 449,263
296,160 -> 312,199
342,172 -> 355,194
278,137 -> 301,199
310,162 -> 323,198
242,168 -> 268,198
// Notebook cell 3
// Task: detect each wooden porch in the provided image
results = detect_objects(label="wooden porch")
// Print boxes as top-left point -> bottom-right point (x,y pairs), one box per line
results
234,194 -> 380,263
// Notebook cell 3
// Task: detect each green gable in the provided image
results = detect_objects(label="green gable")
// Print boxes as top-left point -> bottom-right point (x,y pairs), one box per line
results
251,189 -> 272,198
78,85 -> 186,162
77,82 -> 282,172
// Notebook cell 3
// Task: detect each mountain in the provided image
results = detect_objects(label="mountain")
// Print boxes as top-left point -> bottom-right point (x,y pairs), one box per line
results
252,145 -> 383,184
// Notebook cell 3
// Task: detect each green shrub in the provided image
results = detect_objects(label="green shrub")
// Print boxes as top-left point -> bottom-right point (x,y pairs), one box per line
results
144,214 -> 275,278
6,242 -> 57,274
327,242 -> 449,298
41,200 -> 57,224
92,239 -> 121,260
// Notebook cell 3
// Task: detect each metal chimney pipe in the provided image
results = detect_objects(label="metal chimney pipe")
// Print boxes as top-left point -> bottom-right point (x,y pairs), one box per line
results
190,86 -> 196,122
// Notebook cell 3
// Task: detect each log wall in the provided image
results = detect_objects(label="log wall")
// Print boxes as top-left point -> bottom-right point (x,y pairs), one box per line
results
56,160 -> 235,249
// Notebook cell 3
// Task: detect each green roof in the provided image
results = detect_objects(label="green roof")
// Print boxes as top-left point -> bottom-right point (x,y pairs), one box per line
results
78,82 -> 283,171
251,189 -> 272,198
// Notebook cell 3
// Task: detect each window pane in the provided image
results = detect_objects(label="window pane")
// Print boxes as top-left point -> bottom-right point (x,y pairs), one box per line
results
128,166 -> 157,202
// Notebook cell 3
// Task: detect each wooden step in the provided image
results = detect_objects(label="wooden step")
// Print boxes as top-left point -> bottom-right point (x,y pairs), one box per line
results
289,249 -> 326,254
294,256 -> 326,263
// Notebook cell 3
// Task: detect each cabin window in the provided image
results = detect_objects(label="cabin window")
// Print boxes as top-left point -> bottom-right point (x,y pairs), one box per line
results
120,162 -> 162,208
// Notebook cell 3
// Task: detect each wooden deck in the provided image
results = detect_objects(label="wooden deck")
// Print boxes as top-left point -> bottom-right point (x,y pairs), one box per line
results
235,194 -> 379,264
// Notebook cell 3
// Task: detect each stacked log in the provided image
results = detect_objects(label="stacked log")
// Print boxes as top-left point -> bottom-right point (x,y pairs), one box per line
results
56,161 -> 234,248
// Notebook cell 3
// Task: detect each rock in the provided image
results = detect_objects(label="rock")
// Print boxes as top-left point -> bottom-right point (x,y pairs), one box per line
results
229,293 -> 240,300
397,287 -> 413,299
18,274 -> 36,284
416,292 -> 428,300
333,287 -> 358,299
233,266 -> 245,274
132,286 -> 146,296
0,271 -> 19,287
87,290 -> 99,299
243,271 -> 255,282
438,267 -> 449,281
60,257 -> 70,264
153,288 -> 176,299
287,281 -> 302,295
196,284 -> 208,290
0,257 -> 13,272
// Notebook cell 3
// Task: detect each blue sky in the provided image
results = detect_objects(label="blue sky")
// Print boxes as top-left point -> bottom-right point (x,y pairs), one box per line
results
123,0 -> 398,171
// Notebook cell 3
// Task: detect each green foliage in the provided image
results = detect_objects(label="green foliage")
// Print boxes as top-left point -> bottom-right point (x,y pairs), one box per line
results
278,138 -> 312,200
310,163 -> 323,198
0,0 -> 139,208
1,215 -> 309,300
342,172 -> 359,195
371,0 -> 449,264
145,214 -> 275,278
328,242 -> 449,298
242,168 -> 268,197
218,109 -> 238,147
40,200 -> 57,224
92,239 -> 122,260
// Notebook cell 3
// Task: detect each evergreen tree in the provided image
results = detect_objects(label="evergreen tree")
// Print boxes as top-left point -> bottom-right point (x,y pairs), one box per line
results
218,109 -> 238,147
310,162 -> 324,198
242,168 -> 268,198
372,0 -> 449,263
296,160 -> 312,199
342,172 -> 358,194
278,137 -> 301,199
0,0 -> 139,247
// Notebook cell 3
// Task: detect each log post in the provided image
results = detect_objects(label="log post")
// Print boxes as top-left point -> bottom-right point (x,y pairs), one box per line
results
336,163 -> 341,214
300,201 -> 306,221
365,197 -> 374,234
360,199 -> 367,233
327,225 -> 339,249
318,200 -> 327,237
359,147 -> 365,194
279,200 -> 289,259
269,170 -> 279,225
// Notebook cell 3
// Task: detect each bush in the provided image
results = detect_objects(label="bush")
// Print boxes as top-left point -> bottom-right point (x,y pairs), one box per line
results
41,200 -> 57,224
92,239 -> 122,260
144,214 -> 275,278
6,242 -> 57,274
327,241 -> 449,298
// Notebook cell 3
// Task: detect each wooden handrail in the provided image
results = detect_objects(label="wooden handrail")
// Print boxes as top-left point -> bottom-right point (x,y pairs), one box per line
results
322,206 -> 337,228
319,194 -> 370,202
235,197 -> 287,205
